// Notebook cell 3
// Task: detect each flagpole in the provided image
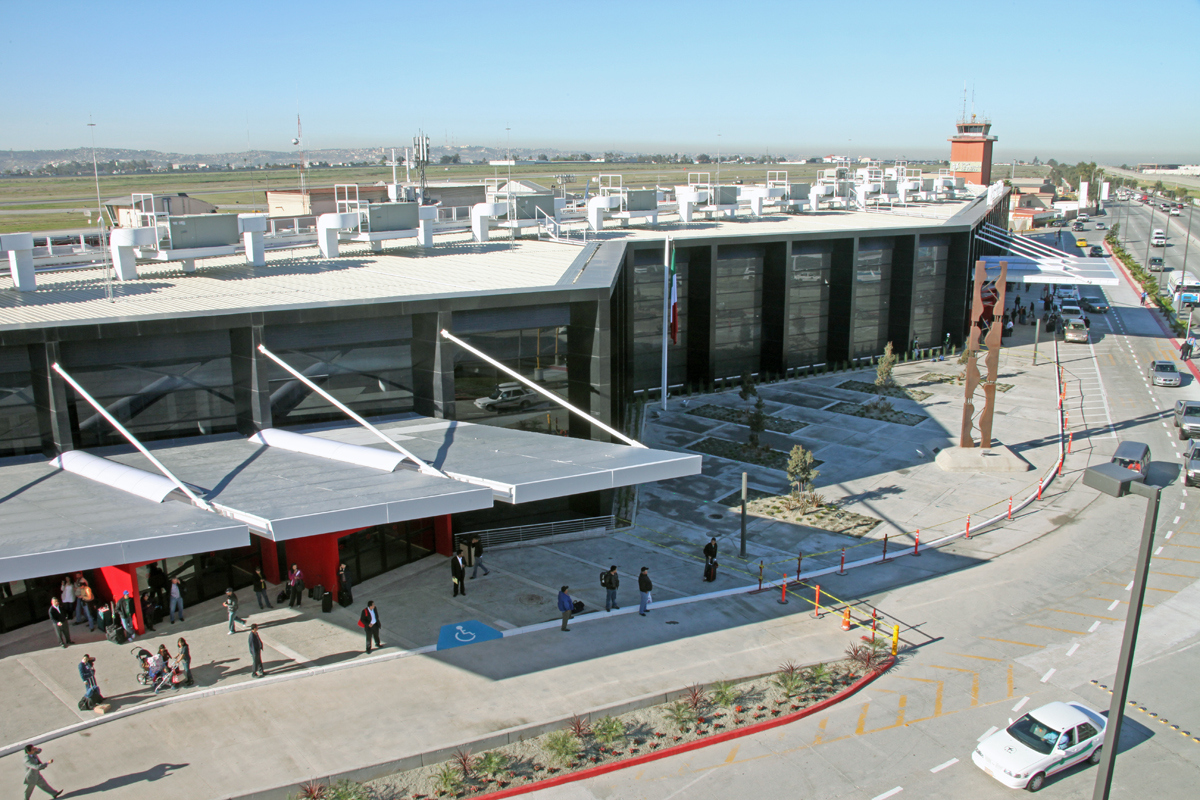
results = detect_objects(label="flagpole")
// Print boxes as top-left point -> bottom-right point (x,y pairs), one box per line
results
661,235 -> 670,411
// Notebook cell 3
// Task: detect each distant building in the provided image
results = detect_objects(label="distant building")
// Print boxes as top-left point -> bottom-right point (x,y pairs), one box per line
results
104,193 -> 217,228
267,183 -> 487,217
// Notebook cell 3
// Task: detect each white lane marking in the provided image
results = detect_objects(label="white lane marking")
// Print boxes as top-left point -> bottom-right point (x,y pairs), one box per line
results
1155,546 -> 1164,555
1182,503 -> 1187,510
1013,696 -> 1030,712
1175,516 -> 1182,524
1126,581 -> 1134,591
661,768 -> 714,800
1089,621 -> 1102,632
1041,668 -> 1056,683
1184,490 -> 1189,497
1108,600 -> 1121,610
1167,531 -> 1175,539
930,758 -> 959,773
871,789 -> 903,800
1066,644 -> 1080,657
978,726 -> 999,742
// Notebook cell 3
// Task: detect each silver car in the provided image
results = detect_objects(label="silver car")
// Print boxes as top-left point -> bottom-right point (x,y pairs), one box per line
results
1186,440 -> 1200,487
1149,360 -> 1181,387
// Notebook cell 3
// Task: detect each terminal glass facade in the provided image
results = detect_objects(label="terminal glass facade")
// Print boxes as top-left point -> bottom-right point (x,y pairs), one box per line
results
851,238 -> 894,359
0,347 -> 38,458
713,245 -> 763,379
912,236 -> 949,349
630,250 -> 688,391
787,245 -> 831,367
453,326 -> 570,434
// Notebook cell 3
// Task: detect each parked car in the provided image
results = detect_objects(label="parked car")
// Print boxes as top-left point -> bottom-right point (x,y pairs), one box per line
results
1075,237 -> 1089,248
1081,297 -> 1109,313
473,382 -> 540,412
1063,318 -> 1088,343
1176,399 -> 1200,439
1089,245 -> 1104,257
1095,221 -> 1106,229
1185,440 -> 1200,487
1149,359 -> 1181,387
972,701 -> 1106,792
1110,440 -> 1150,479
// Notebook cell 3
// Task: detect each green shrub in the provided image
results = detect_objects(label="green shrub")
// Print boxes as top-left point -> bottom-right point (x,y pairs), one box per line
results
664,699 -> 698,732
433,763 -> 463,795
710,679 -> 742,708
475,751 -> 509,780
326,781 -> 371,800
543,730 -> 581,765
593,715 -> 627,746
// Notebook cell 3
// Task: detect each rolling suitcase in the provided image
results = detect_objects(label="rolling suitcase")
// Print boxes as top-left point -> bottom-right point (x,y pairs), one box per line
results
704,560 -> 718,582
338,589 -> 352,608
321,589 -> 333,613
572,599 -> 585,614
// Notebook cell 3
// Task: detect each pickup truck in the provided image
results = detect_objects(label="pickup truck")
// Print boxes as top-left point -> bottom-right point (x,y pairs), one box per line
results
1175,400 -> 1200,440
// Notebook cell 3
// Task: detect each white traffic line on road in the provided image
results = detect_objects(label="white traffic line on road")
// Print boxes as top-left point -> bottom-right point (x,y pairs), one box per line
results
1175,516 -> 1181,524
1156,547 -> 1164,555
1012,696 -> 1030,712
930,758 -> 959,773
977,726 -> 999,742
1108,600 -> 1121,610
1067,643 -> 1080,657
1041,668 -> 1056,683
1167,531 -> 1174,539
871,789 -> 903,800
1089,621 -> 1102,632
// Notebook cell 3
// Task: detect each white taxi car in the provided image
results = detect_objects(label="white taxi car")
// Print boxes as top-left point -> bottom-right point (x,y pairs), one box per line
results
972,701 -> 1106,792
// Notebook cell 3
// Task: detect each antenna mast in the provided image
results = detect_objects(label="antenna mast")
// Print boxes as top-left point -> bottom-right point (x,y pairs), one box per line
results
295,114 -> 307,196
413,130 -> 430,202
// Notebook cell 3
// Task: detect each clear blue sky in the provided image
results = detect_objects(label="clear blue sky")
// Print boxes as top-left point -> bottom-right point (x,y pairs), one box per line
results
2,0 -> 1197,163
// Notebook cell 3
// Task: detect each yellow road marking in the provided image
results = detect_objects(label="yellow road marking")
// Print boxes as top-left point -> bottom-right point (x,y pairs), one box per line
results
1165,542 -> 1200,549
724,745 -> 739,764
1151,571 -> 1199,578
1026,623 -> 1088,635
1008,663 -> 1014,699
856,702 -> 870,735
812,717 -> 827,745
1048,608 -> 1121,621
979,635 -> 1041,648
1156,557 -> 1200,564
948,652 -> 1004,662
896,676 -> 943,719
1101,581 -> 1176,593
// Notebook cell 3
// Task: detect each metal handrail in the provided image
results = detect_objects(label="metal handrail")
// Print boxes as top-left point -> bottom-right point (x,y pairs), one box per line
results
454,515 -> 616,550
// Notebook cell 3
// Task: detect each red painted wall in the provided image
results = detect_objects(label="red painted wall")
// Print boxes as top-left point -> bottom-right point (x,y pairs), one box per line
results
257,535 -> 281,585
94,564 -> 146,634
434,514 -> 453,556
283,532 -> 339,596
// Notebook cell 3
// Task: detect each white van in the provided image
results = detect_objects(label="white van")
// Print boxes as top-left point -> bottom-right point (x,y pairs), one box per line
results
1153,228 -> 1167,247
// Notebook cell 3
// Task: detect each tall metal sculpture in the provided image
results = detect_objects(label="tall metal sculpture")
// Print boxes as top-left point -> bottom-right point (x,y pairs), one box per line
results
960,259 -> 1007,448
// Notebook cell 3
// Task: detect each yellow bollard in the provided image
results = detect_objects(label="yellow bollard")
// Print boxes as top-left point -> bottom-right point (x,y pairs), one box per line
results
891,624 -> 899,657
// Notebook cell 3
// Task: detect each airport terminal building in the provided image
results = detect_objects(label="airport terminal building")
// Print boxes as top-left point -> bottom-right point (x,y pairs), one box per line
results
0,174 -> 1010,634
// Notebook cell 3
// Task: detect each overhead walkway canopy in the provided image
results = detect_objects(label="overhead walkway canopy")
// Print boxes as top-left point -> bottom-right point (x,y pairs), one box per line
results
975,223 -> 1120,286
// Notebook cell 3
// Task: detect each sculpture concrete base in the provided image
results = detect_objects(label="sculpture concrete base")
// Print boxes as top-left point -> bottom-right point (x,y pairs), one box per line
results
935,443 -> 1032,473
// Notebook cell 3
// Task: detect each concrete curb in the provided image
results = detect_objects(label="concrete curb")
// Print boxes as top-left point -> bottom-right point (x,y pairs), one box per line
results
234,659 -> 896,800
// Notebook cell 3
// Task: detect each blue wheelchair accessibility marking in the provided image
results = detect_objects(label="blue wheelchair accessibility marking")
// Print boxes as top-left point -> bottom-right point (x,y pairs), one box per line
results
437,620 -> 503,651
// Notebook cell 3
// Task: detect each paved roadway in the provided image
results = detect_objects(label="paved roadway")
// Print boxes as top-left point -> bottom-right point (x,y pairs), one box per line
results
531,232 -> 1200,799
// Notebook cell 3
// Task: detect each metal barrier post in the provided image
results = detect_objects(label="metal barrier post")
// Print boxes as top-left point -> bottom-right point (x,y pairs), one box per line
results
838,548 -> 846,575
758,561 -> 764,591
1038,478 -> 1044,500
1008,497 -> 1013,520
813,585 -> 821,618
881,534 -> 889,562
1068,431 -> 1073,454
797,551 -> 803,580
778,575 -> 789,605
891,624 -> 900,656
965,513 -> 971,539
913,530 -> 920,557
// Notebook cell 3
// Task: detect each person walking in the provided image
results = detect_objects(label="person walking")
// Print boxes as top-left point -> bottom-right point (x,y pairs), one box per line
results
638,567 -> 653,616
176,637 -> 193,687
48,597 -> 72,649
167,578 -> 185,623
703,538 -> 718,582
359,600 -> 382,653
59,577 -> 75,620
451,551 -> 467,597
115,590 -> 136,641
78,654 -> 102,706
287,565 -> 304,608
601,565 -> 620,611
557,586 -> 573,632
22,744 -> 61,799
223,588 -> 246,635
248,623 -> 265,678
252,568 -> 273,610
1185,335 -> 1196,361
337,563 -> 353,606
469,535 -> 490,579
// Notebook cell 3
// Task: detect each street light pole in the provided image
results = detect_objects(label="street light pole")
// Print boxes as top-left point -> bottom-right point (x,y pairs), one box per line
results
1092,479 -> 1161,800
740,471 -> 748,558
1144,202 -> 1158,289
1181,203 -> 1194,277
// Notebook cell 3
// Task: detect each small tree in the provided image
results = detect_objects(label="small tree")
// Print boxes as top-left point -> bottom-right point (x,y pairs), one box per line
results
746,395 -> 766,451
875,342 -> 897,388
787,445 -> 819,498
738,370 -> 758,401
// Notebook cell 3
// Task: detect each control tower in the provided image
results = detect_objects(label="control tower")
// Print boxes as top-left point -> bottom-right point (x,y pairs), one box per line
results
948,115 -> 996,186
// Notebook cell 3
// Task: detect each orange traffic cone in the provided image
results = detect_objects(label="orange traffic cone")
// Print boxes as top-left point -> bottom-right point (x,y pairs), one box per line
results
842,607 -> 851,631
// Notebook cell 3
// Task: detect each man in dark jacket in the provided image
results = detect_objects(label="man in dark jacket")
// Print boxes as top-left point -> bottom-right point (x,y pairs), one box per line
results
48,598 -> 72,648
703,538 -> 718,581
248,623 -> 265,678
78,654 -> 102,705
359,601 -> 381,653
602,565 -> 620,612
451,552 -> 467,597
557,586 -> 573,631
638,567 -> 653,616
470,535 -> 490,579
115,590 -> 136,642
252,568 -> 273,610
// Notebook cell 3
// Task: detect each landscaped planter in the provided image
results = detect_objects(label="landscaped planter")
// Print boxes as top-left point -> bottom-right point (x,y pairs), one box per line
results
827,401 -> 927,426
687,437 -> 791,471
718,489 -> 881,536
686,403 -> 809,434
836,379 -> 932,402
364,658 -> 895,800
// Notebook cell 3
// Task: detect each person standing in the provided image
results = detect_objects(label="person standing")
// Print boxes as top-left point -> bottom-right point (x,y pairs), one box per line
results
78,654 -> 102,706
287,565 -> 304,608
248,623 -> 265,678
557,586 -> 573,632
115,590 -> 136,641
147,564 -> 168,609
73,575 -> 96,631
602,565 -> 620,612
469,535 -> 490,579
703,538 -> 718,582
176,637 -> 193,687
223,588 -> 246,635
337,563 -> 353,606
22,744 -> 61,799
638,567 -> 653,616
167,578 -> 185,623
359,600 -> 382,653
59,578 -> 75,620
252,568 -> 273,610
48,597 -> 72,648
451,551 -> 467,597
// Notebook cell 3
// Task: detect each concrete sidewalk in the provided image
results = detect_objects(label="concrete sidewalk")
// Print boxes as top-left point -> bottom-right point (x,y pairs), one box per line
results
0,328 -> 1100,799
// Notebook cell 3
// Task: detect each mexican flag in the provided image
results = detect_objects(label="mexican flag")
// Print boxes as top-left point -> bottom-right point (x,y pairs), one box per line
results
668,241 -> 679,344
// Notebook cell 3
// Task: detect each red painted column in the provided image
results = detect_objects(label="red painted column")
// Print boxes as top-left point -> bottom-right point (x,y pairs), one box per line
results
96,564 -> 146,634
283,532 -> 340,596
257,534 -> 281,585
433,514 -> 454,557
